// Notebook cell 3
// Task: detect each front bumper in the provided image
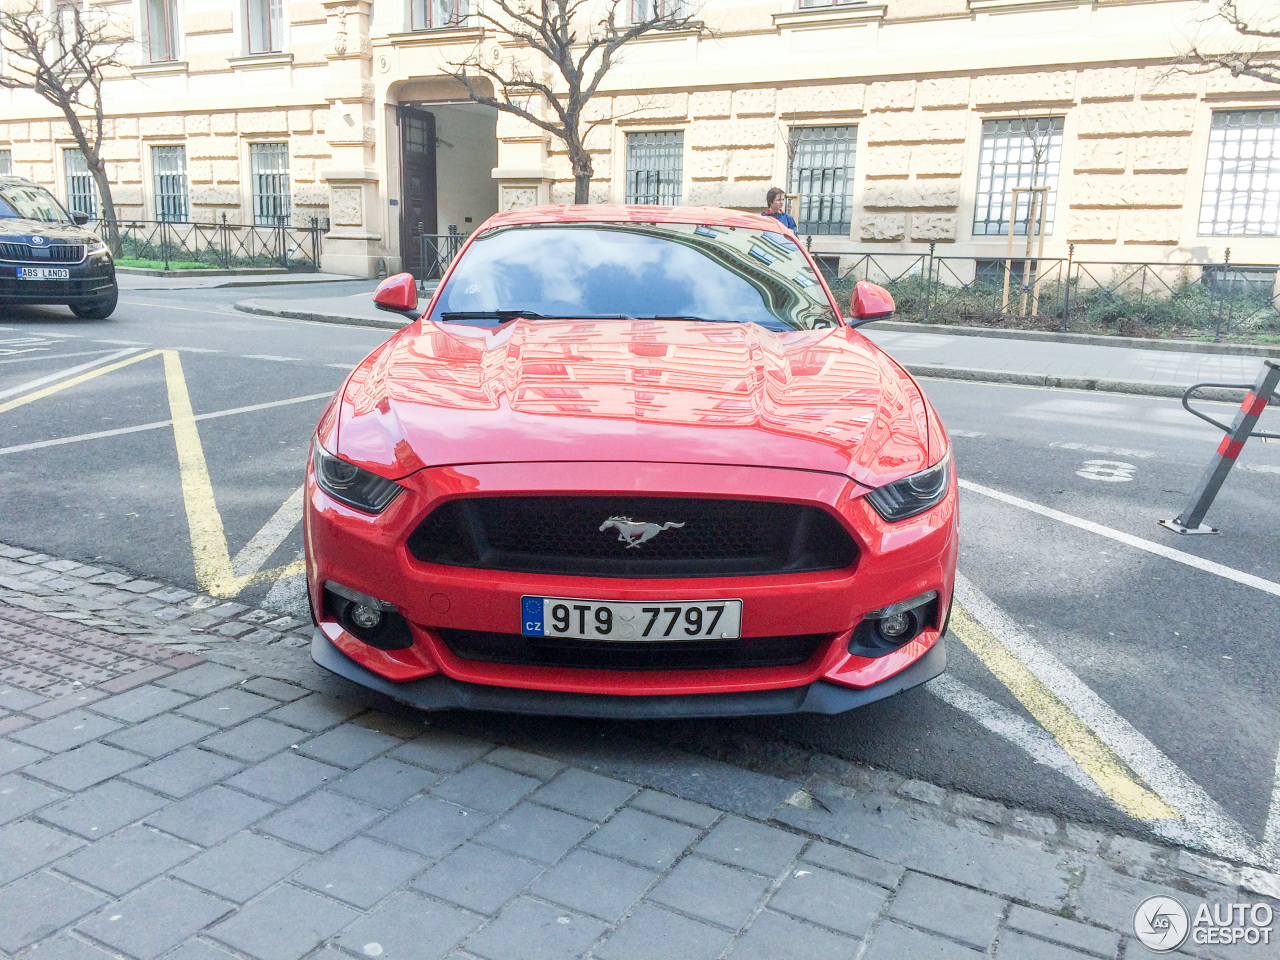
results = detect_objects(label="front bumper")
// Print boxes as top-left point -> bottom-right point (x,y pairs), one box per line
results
306,459 -> 959,712
0,257 -> 116,305
312,625 -> 947,717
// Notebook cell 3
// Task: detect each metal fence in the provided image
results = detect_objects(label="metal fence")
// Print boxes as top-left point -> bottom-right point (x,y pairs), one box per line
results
418,232 -> 465,284
92,215 -> 326,271
816,241 -> 1280,342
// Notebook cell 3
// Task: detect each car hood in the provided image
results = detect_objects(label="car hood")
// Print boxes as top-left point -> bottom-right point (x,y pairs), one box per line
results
0,219 -> 94,243
336,318 -> 932,489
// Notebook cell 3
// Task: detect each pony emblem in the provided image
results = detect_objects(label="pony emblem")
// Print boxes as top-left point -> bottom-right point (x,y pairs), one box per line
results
599,516 -> 685,548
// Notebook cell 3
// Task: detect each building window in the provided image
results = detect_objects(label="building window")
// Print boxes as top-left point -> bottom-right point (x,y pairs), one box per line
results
64,148 -> 97,217
152,145 -> 188,222
625,131 -> 683,205
788,126 -> 856,236
797,0 -> 858,7
411,0 -> 463,29
250,142 -> 291,225
0,151 -> 11,176
144,0 -> 179,62
245,0 -> 283,53
1201,264 -> 1278,297
629,0 -> 686,22
973,116 -> 1063,237
1199,110 -> 1280,237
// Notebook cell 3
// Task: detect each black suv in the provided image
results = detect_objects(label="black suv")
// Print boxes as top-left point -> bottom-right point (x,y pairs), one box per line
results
0,176 -> 117,319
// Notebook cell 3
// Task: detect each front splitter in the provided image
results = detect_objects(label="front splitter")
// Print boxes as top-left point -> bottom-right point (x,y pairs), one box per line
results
311,628 -> 946,718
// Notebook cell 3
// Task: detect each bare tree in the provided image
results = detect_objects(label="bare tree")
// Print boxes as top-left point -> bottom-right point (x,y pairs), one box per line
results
449,0 -> 698,203
1183,0 -> 1280,85
0,1 -> 131,251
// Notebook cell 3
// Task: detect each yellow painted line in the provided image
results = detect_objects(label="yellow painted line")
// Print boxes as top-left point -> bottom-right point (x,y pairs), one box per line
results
0,350 -> 162,415
949,603 -> 1178,821
163,350 -> 307,599
163,350 -> 240,597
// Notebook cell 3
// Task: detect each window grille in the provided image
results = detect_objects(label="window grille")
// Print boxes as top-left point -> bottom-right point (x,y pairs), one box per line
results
411,0 -> 463,29
973,117 -> 1063,237
0,151 -> 11,176
64,148 -> 97,218
152,145 -> 188,222
625,131 -> 683,205
250,142 -> 291,225
629,0 -> 686,21
246,0 -> 283,53
1199,110 -> 1280,237
788,126 -> 856,236
145,0 -> 178,62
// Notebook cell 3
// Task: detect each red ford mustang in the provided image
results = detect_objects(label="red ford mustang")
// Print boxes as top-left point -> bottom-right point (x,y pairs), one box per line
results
305,205 -> 958,717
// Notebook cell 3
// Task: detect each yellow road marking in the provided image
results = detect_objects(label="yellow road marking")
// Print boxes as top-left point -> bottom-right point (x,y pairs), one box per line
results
162,350 -> 304,598
0,350 -> 162,415
948,603 -> 1178,821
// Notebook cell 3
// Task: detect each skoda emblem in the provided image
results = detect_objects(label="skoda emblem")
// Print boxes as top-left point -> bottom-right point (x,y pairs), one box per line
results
599,516 -> 685,548
30,236 -> 45,245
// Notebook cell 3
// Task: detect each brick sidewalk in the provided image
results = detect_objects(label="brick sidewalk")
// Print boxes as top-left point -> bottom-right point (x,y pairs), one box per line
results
0,543 -> 1276,960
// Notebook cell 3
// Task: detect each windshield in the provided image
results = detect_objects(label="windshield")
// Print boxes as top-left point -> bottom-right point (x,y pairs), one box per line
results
0,183 -> 70,223
426,223 -> 841,331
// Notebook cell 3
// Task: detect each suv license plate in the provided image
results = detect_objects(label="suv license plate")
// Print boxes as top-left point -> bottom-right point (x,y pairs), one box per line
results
19,267 -> 70,280
521,597 -> 743,641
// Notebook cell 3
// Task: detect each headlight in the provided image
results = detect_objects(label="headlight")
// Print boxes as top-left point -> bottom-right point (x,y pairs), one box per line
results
86,238 -> 108,256
313,441 -> 403,513
865,451 -> 951,522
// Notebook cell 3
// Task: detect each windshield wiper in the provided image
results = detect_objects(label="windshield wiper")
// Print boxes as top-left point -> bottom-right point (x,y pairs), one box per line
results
439,310 -> 547,322
438,311 -> 636,323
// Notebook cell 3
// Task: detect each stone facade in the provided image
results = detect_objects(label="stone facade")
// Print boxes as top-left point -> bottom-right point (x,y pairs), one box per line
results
0,0 -> 1276,276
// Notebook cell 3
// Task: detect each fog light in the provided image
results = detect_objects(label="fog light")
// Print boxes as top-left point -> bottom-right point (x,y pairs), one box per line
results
878,611 -> 911,639
349,604 -> 383,630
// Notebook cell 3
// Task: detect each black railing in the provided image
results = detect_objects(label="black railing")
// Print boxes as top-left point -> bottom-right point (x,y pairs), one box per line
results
815,241 -> 1280,343
92,215 -> 327,272
418,233 -> 465,284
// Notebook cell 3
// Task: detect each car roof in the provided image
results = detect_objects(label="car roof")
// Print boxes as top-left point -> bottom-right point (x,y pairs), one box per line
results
0,176 -> 37,186
481,204 -> 789,234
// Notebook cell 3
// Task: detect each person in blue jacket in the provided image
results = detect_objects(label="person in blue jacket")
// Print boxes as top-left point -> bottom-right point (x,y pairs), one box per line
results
761,188 -> 797,232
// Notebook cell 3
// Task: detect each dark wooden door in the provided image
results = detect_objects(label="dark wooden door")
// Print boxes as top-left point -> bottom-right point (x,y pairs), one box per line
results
398,106 -> 436,280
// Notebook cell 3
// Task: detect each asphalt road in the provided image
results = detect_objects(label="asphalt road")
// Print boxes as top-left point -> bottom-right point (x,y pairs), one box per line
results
2,286 -> 1278,861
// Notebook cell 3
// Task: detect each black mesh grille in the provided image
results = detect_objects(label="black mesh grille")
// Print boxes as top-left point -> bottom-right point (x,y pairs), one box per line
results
407,496 -> 857,578
0,243 -> 84,262
438,628 -> 828,670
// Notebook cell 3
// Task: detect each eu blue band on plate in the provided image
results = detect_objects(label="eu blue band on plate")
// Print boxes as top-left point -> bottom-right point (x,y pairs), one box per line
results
521,596 -> 544,637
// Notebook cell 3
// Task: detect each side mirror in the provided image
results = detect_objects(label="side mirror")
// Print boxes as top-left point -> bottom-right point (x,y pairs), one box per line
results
373,272 -> 420,318
71,211 -> 91,226
848,281 -> 895,326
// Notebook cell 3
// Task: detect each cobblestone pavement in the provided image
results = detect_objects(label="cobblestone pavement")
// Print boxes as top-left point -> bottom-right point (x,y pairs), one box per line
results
0,541 -> 1277,960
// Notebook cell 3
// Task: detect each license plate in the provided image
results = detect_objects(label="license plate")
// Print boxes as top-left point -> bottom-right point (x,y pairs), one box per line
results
19,267 -> 70,280
522,596 -> 742,641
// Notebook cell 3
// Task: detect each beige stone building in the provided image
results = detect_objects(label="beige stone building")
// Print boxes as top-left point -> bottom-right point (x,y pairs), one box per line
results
1,0 -> 1278,279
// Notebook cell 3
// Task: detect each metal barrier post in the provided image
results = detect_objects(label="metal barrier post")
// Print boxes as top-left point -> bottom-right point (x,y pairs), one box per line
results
1159,359 -> 1280,534
924,239 -> 935,321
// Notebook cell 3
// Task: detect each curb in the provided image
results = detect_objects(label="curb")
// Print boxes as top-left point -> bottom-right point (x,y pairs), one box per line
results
1,537 -> 1278,899
117,266 -> 290,278
903,363 -> 1249,402
235,299 -> 406,329
867,319 -> 1280,359
123,275 -> 370,290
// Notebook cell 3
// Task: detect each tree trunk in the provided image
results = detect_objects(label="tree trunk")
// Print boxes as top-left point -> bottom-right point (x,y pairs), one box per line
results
87,159 -> 122,257
569,143 -> 593,205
